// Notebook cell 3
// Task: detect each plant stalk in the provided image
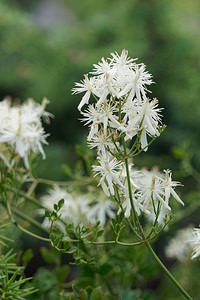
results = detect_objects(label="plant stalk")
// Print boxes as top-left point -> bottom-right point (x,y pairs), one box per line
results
123,139 -> 193,300
145,241 -> 193,300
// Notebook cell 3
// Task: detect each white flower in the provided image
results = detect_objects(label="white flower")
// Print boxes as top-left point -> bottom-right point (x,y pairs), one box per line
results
165,227 -> 193,261
91,57 -> 112,75
137,169 -> 183,212
110,49 -> 137,69
116,163 -> 144,217
94,73 -> 118,107
138,169 -> 171,211
0,98 -> 50,168
121,98 -> 162,148
72,74 -> 94,111
162,169 -> 184,206
139,98 -> 162,150
41,186 -> 93,228
80,104 -> 103,140
118,64 -> 152,102
81,101 -> 123,141
40,186 -> 117,229
118,187 -> 143,218
88,132 -> 114,158
146,204 -> 170,227
89,193 -> 116,227
93,156 -> 123,196
122,99 -> 141,140
190,228 -> 200,259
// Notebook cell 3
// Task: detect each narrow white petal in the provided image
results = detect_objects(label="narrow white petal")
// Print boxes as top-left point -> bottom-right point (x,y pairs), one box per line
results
78,91 -> 91,111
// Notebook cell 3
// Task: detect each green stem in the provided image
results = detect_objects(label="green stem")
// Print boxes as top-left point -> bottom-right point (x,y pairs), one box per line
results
122,136 -> 143,235
35,177 -> 93,186
17,223 -> 50,242
13,208 -> 49,234
5,185 -> 46,209
5,200 -> 50,242
122,138 -> 193,300
114,186 -> 140,238
145,241 -> 193,300
5,185 -> 67,226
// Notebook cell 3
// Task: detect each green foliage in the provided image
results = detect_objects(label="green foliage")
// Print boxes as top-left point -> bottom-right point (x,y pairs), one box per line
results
0,265 -> 36,300
0,224 -> 36,299
0,1 -> 200,299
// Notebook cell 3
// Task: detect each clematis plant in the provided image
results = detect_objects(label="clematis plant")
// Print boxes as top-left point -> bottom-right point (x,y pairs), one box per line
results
70,50 -> 192,299
73,50 -> 183,224
0,51 -> 196,300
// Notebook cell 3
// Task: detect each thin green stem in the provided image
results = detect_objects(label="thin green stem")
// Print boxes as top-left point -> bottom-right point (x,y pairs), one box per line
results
145,241 -> 193,300
5,199 -> 50,242
17,224 -> 50,242
35,177 -> 93,186
122,137 -> 193,300
13,208 -> 49,234
5,185 -> 67,226
122,136 -> 143,236
114,185 -> 140,238
5,185 -> 46,209
87,240 -> 116,245
128,135 -> 140,156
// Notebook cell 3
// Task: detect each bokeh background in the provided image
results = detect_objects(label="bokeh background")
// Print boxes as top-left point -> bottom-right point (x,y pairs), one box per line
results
1,0 -> 200,180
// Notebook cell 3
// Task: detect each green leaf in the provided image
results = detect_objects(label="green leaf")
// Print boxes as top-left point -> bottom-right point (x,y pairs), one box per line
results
66,295 -> 79,300
45,210 -> 50,218
22,249 -> 33,267
111,218 -> 117,228
63,241 -> 70,250
58,198 -> 64,209
61,164 -> 72,177
40,247 -> 55,263
66,247 -> 77,254
72,285 -> 80,297
96,229 -> 104,238
120,289 -> 141,300
76,144 -> 84,156
118,211 -> 124,223
90,287 -> 103,300
80,289 -> 88,300
65,224 -> 75,234
57,265 -> 69,282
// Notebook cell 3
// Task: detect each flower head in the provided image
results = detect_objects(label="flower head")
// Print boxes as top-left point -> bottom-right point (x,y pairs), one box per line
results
93,156 -> 123,196
190,228 -> 200,259
0,98 -> 50,168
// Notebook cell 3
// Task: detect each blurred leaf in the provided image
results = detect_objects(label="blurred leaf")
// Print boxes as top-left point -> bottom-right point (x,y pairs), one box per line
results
40,247 -> 55,264
57,264 -> 69,282
90,287 -> 103,300
61,163 -> 73,177
120,289 -> 141,300
80,289 -> 88,300
22,248 -> 33,267
72,284 -> 81,297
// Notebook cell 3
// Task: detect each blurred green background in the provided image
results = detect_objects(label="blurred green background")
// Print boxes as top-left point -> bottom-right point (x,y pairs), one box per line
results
0,0 -> 200,178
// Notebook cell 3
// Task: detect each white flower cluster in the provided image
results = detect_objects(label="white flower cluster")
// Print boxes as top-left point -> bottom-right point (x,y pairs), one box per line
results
73,49 -> 161,151
115,167 -> 183,219
165,227 -> 193,262
190,228 -> 200,259
74,50 -> 183,221
0,98 -> 51,168
41,186 -> 116,229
